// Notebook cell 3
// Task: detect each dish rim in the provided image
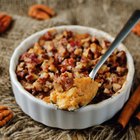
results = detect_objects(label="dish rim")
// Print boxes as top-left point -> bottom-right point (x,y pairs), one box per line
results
9,25 -> 135,112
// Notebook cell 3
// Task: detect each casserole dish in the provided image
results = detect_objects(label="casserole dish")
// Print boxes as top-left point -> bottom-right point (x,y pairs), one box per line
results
9,26 -> 134,129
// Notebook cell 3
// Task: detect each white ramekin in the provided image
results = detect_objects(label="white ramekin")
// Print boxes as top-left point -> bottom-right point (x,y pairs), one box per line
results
9,26 -> 134,129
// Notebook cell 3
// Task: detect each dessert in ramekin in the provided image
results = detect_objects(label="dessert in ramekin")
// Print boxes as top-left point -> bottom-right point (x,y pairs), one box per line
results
10,26 -> 134,129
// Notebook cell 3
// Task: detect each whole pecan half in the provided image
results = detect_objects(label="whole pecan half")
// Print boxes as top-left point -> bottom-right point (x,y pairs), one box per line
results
0,13 -> 12,33
0,105 -> 13,127
28,4 -> 56,20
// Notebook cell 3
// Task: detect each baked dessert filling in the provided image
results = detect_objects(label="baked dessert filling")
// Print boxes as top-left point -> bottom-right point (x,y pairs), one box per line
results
50,77 -> 98,110
16,29 -> 128,110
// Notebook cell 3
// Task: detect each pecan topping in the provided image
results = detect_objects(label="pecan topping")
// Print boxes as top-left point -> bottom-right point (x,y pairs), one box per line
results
16,29 -> 128,106
28,4 -> 56,20
0,105 -> 13,127
0,13 -> 12,33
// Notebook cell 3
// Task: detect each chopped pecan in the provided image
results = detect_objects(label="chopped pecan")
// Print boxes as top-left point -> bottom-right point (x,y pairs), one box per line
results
117,51 -> 126,66
33,80 -> 43,91
55,72 -> 74,91
75,33 -> 89,40
44,29 -> 57,40
90,43 -> 98,53
113,83 -> 121,92
49,64 -> 57,72
101,40 -> 111,49
116,66 -> 127,76
57,45 -> 67,57
104,88 -> 110,94
25,73 -> 38,82
98,64 -> 110,74
63,30 -> 73,39
44,41 -> 55,52
74,48 -> 82,55
20,80 -> 33,91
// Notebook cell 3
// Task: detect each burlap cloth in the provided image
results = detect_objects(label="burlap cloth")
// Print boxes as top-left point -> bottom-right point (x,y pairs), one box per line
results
0,0 -> 140,139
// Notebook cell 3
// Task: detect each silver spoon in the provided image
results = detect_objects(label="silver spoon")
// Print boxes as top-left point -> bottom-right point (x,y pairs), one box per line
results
89,10 -> 140,79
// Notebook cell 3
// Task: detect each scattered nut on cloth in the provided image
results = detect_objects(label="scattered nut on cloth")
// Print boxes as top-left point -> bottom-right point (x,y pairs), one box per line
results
0,106 -> 13,127
132,21 -> 140,36
0,13 -> 12,33
28,4 -> 56,20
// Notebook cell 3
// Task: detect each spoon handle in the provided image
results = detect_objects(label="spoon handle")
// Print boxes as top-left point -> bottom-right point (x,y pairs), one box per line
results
89,10 -> 140,79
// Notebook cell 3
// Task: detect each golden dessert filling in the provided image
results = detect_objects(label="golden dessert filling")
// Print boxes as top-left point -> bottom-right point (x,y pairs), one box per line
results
50,77 -> 98,110
16,29 -> 128,110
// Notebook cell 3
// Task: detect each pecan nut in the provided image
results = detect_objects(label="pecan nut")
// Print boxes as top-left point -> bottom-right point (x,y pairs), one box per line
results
0,105 -> 13,127
0,13 -> 12,33
132,21 -> 140,36
28,4 -> 56,20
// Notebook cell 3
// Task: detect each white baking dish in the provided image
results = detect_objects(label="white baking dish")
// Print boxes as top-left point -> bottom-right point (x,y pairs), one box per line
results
9,26 -> 134,129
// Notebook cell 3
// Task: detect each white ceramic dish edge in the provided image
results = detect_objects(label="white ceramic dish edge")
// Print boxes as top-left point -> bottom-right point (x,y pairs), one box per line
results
9,25 -> 135,129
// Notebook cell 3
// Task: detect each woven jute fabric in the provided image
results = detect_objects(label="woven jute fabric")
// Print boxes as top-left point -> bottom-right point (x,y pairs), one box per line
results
0,0 -> 140,139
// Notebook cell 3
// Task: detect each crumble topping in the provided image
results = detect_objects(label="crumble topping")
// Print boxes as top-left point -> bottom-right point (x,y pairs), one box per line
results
16,29 -> 128,110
